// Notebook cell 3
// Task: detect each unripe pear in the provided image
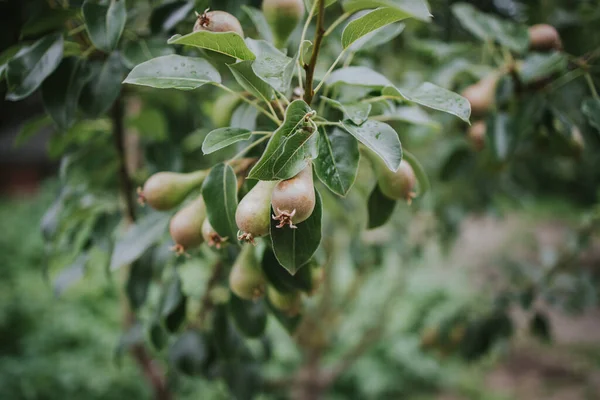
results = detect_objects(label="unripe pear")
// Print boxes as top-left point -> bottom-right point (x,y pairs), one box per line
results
468,120 -> 486,151
236,180 -> 276,244
229,244 -> 266,300
138,170 -> 207,211
376,160 -> 417,204
169,196 -> 206,255
528,24 -> 562,51
194,10 -> 244,37
461,74 -> 499,117
262,0 -> 305,48
271,164 -> 315,229
202,218 -> 228,249
267,286 -> 301,316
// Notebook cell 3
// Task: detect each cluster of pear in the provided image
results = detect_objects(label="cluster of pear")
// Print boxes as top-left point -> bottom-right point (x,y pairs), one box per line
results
462,24 -> 562,150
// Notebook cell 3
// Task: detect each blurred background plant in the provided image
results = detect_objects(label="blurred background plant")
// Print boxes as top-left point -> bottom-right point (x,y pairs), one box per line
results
1,0 -> 599,399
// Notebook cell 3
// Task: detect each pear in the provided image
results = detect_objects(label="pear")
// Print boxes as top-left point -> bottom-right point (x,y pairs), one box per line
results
461,73 -> 499,117
267,286 -> 301,316
271,164 -> 315,228
139,170 -> 207,211
229,244 -> 266,300
202,218 -> 228,249
236,180 -> 276,244
376,159 -> 417,204
528,24 -> 562,51
468,120 -> 486,151
169,196 -> 206,255
262,0 -> 305,48
194,10 -> 244,37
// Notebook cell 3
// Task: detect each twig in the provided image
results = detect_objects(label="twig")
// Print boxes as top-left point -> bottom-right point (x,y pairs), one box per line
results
212,82 -> 281,124
303,0 -> 326,105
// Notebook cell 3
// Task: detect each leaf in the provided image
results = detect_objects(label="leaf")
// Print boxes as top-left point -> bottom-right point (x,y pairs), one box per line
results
53,253 -> 88,296
21,8 -> 78,38
127,108 -> 168,141
245,38 -> 296,94
322,97 -> 371,125
231,103 -> 259,131
342,7 -> 410,49
229,294 -> 268,338
451,3 -> 529,53
314,128 -> 359,196
80,52 -> 126,117
121,37 -> 175,69
5,33 -> 63,101
228,61 -> 273,101
125,250 -> 154,310
261,248 -> 313,293
123,54 -> 221,90
13,114 -> 53,148
582,98 -> 600,137
530,312 -> 551,342
202,163 -> 239,243
82,0 -> 127,52
380,106 -> 440,128
110,212 -> 170,271
150,1 -> 195,33
486,112 -> 512,161
168,31 -> 256,61
402,151 -> 430,196
383,82 -> 471,123
349,22 -> 405,52
367,184 -> 396,229
342,0 -> 432,22
248,100 -> 315,180
270,190 -> 322,275
42,58 -> 92,131
0,44 -> 26,81
341,120 -> 402,172
326,66 -> 392,88
518,52 -> 568,84
161,273 -> 187,332
168,330 -> 210,376
202,128 -> 252,154
242,6 -> 274,43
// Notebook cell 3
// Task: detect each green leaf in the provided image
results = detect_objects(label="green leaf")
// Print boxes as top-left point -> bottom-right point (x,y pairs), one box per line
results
451,3 -> 529,53
582,98 -> 600,137
53,253 -> 88,296
402,151 -> 430,196
229,294 -> 268,338
121,38 -> 175,69
245,38 -> 296,94
228,60 -> 273,101
126,250 -> 154,310
168,330 -> 210,376
379,105 -> 441,128
161,272 -> 187,332
80,52 -> 126,117
82,0 -> 127,52
110,212 -> 170,271
123,54 -> 221,90
21,8 -> 77,38
5,33 -> 63,101
248,100 -> 315,180
349,22 -> 405,52
242,6 -> 274,43
231,103 -> 259,131
341,120 -> 402,172
168,31 -> 256,61
326,66 -> 392,88
14,114 -> 53,148
42,58 -> 92,131
202,163 -> 239,243
314,128 -> 359,197
322,97 -> 371,125
342,7 -> 410,49
530,312 -> 551,342
127,108 -> 169,141
202,128 -> 253,154
518,52 -> 568,84
150,1 -> 195,32
383,82 -> 471,123
342,0 -> 432,22
367,184 -> 396,229
0,43 -> 26,82
270,190 -> 322,275
261,248 -> 313,293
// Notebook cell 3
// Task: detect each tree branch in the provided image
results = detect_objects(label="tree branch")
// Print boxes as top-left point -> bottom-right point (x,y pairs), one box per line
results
303,0 -> 326,105
112,98 -> 136,223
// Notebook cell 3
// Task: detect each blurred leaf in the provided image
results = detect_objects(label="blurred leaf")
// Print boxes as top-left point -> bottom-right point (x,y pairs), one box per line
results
349,22 -> 405,53
518,52 -> 568,84
342,0 -> 432,22
21,8 -> 77,38
228,60 -> 273,101
161,272 -> 187,333
322,97 -> 371,125
486,112 -> 512,161
327,66 -> 391,88
213,305 -> 249,360
242,6 -> 274,43
110,212 -> 170,271
0,43 -> 26,81
581,98 -> 600,137
342,7 -> 410,49
168,31 -> 255,60
123,55 -> 221,90
229,294 -> 268,338
53,253 -> 88,296
231,102 -> 259,131
248,100 -> 315,180
314,127 -> 359,196
380,106 -> 440,128
121,38 -> 175,69
5,33 -> 63,101
42,58 -> 92,131
149,320 -> 168,351
530,312 -> 551,342
202,127 -> 252,154
80,52 -> 126,117
125,251 -> 154,310
261,248 -> 313,293
150,1 -> 194,33
270,190 -> 322,275
115,322 -> 145,363
202,163 -> 239,243
82,0 -> 126,52
367,184 -> 396,228
127,108 -> 168,141
341,120 -> 402,172
168,330 -> 211,376
13,114 -> 53,148
245,38 -> 296,94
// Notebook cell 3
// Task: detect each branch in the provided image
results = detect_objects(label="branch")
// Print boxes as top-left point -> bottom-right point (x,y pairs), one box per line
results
303,0 -> 326,105
112,97 -> 172,400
